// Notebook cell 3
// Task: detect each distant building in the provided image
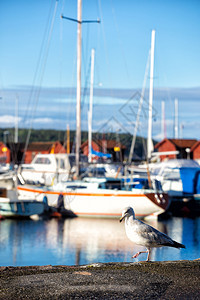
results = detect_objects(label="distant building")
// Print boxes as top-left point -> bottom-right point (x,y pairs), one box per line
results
155,138 -> 198,161
0,142 -> 10,164
0,141 -> 67,165
81,139 -> 126,162
191,141 -> 200,161
24,141 -> 66,163
81,140 -> 100,160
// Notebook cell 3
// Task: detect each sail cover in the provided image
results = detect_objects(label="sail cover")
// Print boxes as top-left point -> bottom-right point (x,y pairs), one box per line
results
91,148 -> 112,158
179,167 -> 200,194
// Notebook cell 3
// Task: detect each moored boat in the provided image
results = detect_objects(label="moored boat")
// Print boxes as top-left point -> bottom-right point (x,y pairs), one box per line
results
17,177 -> 169,219
0,188 -> 45,218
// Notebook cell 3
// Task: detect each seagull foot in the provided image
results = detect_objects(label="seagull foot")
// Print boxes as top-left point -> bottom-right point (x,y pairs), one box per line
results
132,252 -> 140,259
132,251 -> 146,259
132,250 -> 150,260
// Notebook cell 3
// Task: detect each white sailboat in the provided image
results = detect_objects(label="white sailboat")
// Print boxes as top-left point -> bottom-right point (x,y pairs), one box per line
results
17,177 -> 169,219
17,5 -> 169,218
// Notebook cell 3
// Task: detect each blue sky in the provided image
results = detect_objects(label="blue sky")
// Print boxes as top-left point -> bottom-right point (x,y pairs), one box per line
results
0,0 -> 200,141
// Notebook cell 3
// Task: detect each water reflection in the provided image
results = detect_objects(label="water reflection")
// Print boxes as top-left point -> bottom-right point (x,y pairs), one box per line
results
0,216 -> 199,266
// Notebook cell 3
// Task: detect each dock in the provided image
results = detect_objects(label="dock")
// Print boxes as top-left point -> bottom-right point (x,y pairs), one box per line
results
0,260 -> 199,299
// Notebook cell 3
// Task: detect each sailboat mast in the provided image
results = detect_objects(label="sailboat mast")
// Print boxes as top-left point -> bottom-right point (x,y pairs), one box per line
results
161,101 -> 166,139
128,50 -> 150,163
174,98 -> 179,139
88,48 -> 95,163
15,95 -> 19,144
67,124 -> 70,154
61,0 -> 100,175
147,29 -> 155,161
76,0 -> 82,177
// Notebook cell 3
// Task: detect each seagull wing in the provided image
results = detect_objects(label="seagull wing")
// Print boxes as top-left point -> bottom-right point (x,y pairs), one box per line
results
134,220 -> 185,248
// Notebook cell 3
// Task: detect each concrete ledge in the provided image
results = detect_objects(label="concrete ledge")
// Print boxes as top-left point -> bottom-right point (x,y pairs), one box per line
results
0,260 -> 200,299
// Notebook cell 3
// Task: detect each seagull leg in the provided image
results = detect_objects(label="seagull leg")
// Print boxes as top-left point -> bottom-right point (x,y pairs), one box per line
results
146,249 -> 151,262
132,251 -> 148,259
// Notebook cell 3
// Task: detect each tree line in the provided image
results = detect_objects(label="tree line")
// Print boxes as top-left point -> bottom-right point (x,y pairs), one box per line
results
0,128 -> 151,160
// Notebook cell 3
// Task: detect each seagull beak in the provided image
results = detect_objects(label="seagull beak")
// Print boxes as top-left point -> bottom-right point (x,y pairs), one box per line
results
119,215 -> 125,223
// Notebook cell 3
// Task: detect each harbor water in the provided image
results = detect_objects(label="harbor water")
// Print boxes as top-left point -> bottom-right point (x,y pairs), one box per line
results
0,216 -> 200,266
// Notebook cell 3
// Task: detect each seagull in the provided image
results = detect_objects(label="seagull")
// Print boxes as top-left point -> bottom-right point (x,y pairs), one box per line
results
120,206 -> 185,261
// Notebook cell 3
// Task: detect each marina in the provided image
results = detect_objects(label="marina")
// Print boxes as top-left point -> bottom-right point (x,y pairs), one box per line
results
0,6 -> 200,297
0,215 -> 199,267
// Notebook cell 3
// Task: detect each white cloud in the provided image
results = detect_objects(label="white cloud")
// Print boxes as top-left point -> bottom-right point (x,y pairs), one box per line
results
0,115 -> 22,124
153,133 -> 164,141
1,86 -> 200,139
33,118 -> 54,124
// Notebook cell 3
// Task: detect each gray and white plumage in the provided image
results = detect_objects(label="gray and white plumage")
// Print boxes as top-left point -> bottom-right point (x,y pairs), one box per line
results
120,206 -> 185,261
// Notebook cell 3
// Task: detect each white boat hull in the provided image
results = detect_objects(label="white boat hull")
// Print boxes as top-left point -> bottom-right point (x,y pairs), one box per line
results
17,185 -> 169,219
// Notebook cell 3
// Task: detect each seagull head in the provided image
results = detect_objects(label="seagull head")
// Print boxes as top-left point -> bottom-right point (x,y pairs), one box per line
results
120,206 -> 135,222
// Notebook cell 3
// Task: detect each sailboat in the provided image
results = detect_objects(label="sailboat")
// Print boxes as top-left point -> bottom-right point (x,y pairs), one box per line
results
17,4 -> 169,219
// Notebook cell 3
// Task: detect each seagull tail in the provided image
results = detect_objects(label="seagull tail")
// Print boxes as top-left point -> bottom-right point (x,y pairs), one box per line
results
174,241 -> 186,249
163,240 -> 185,249
171,241 -> 186,249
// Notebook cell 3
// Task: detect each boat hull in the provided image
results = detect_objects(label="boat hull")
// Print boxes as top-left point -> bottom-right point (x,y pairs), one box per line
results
17,186 -> 169,219
0,198 -> 45,218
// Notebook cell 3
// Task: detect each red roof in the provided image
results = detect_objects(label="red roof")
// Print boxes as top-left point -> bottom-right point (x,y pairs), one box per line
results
26,142 -> 57,151
191,141 -> 200,152
97,140 -> 126,149
155,138 -> 197,149
169,139 -> 197,148
81,140 -> 126,150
